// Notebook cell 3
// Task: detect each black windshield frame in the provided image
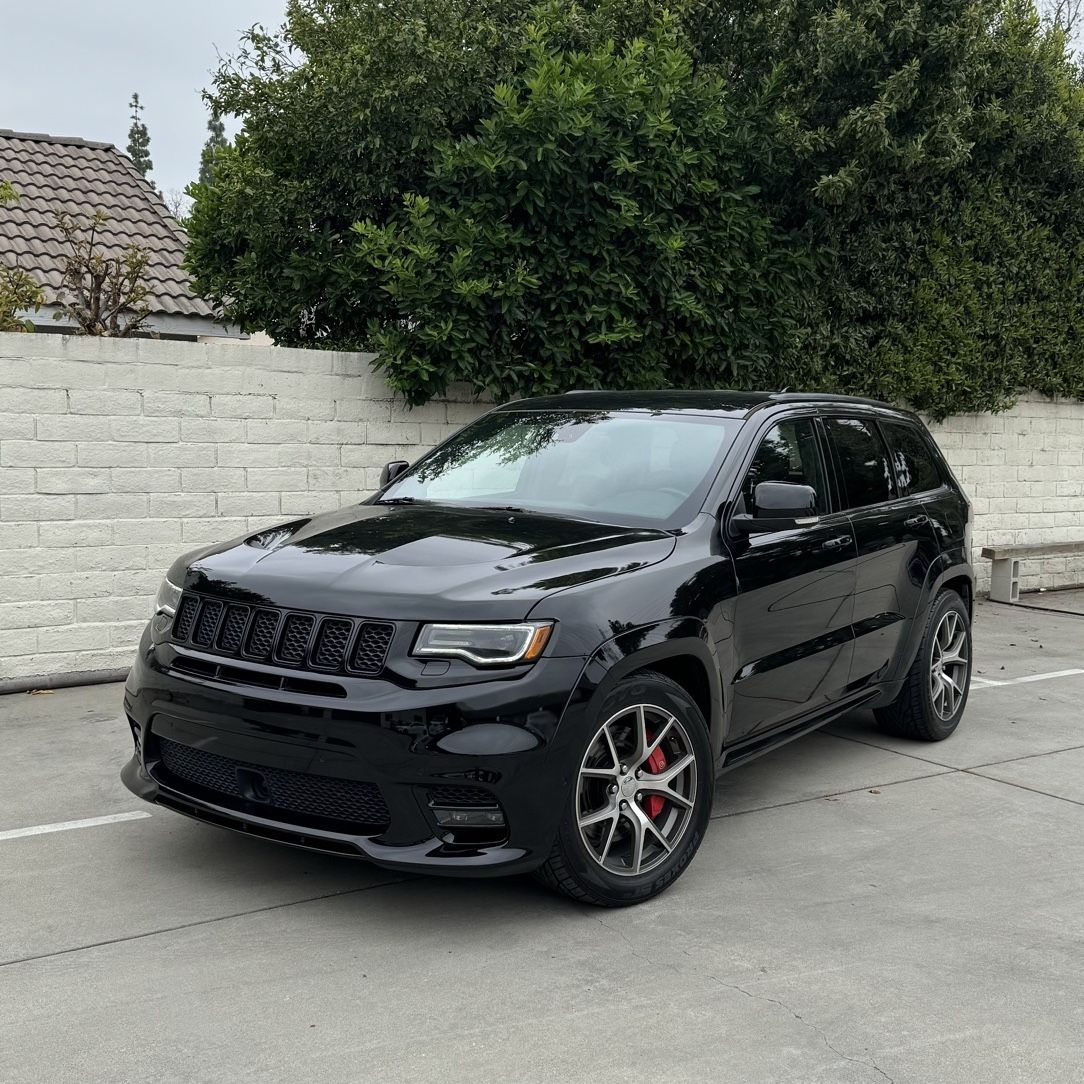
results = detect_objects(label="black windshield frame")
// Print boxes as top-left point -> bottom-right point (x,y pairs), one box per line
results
376,408 -> 739,530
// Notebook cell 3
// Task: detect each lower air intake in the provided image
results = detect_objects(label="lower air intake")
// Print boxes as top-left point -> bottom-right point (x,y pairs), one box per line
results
156,737 -> 391,831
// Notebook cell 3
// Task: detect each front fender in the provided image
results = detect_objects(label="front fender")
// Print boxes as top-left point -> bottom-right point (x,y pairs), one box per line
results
558,618 -> 724,765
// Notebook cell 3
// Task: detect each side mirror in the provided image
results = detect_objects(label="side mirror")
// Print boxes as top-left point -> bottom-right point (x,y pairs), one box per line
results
379,460 -> 410,487
732,481 -> 819,534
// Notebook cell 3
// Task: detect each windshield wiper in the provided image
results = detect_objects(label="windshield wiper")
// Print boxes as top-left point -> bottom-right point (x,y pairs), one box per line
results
375,496 -> 417,505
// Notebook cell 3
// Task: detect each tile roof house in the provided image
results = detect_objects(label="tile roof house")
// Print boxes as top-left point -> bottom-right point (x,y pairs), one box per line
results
0,129 -> 241,339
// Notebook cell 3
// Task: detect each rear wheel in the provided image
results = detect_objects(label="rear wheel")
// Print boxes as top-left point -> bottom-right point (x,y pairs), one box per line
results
875,590 -> 972,741
534,671 -> 713,906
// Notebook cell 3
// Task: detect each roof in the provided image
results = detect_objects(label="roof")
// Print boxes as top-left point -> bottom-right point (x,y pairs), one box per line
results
0,129 -> 214,320
496,390 -> 896,417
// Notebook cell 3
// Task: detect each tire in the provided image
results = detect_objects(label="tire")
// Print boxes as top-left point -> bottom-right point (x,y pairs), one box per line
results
534,671 -> 713,907
874,590 -> 972,741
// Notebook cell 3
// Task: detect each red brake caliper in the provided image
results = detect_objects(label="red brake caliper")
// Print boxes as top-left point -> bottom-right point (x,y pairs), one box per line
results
644,730 -> 668,820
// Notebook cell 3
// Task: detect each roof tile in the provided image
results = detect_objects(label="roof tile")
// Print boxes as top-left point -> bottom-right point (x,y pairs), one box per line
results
0,129 -> 215,321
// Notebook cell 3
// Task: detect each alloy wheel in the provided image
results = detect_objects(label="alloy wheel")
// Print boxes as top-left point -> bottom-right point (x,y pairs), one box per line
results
930,610 -> 969,720
576,703 -> 698,877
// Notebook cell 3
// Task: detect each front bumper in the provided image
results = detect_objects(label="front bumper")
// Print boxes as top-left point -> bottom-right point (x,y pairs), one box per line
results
122,633 -> 590,876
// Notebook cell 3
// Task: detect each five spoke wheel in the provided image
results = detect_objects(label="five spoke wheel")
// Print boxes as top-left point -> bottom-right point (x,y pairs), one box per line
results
576,703 -> 697,877
930,609 -> 968,720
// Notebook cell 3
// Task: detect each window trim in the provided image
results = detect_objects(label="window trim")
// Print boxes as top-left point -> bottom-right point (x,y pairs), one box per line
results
723,411 -> 841,536
875,417 -> 948,499
820,414 -> 900,512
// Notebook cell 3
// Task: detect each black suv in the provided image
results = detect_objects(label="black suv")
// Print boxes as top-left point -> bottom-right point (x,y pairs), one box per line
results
122,391 -> 973,906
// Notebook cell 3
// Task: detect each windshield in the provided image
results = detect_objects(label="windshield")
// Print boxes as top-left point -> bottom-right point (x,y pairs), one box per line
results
380,409 -> 737,527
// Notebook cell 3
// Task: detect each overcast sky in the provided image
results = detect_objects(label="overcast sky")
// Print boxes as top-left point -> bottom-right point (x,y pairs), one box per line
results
2,0 -> 287,197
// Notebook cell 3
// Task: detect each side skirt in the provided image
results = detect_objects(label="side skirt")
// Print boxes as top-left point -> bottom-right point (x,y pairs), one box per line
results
716,690 -> 880,776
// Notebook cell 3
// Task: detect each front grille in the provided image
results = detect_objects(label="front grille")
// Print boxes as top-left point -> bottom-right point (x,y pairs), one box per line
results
192,599 -> 223,647
156,736 -> 390,830
173,595 -> 200,640
427,784 -> 501,808
277,613 -> 315,663
353,622 -> 394,675
170,593 -> 394,679
245,609 -> 279,659
313,618 -> 352,670
217,605 -> 249,653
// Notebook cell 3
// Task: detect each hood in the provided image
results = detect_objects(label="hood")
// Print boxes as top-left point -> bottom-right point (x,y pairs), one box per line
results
177,503 -> 676,620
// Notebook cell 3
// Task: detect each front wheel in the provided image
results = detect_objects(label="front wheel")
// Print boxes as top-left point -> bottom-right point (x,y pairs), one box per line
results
534,671 -> 713,906
875,590 -> 972,741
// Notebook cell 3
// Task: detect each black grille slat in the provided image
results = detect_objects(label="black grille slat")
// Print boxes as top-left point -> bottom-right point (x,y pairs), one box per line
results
245,609 -> 279,659
192,600 -> 224,647
313,618 -> 353,670
427,784 -> 500,808
156,737 -> 390,829
173,595 -> 200,641
171,593 -> 393,678
217,605 -> 250,653
277,613 -> 316,664
352,622 -> 394,675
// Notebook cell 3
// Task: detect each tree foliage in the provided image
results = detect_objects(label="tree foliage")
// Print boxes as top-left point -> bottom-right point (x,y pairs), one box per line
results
354,13 -> 808,403
198,110 -> 229,187
187,0 -> 1084,415
126,92 -> 154,183
0,181 -> 44,332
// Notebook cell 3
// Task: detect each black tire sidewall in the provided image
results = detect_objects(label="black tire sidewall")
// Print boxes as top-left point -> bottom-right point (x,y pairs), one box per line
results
555,673 -> 713,906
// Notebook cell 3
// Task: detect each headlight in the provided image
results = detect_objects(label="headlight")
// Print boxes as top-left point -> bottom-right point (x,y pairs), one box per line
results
413,622 -> 554,666
153,577 -> 183,618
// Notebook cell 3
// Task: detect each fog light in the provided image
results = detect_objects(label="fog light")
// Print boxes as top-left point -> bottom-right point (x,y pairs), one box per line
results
431,806 -> 506,827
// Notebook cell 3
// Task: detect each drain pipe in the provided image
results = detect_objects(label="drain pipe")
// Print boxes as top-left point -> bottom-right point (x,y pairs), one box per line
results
0,668 -> 129,697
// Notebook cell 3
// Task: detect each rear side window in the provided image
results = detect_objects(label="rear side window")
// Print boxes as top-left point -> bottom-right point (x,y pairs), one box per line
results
740,418 -> 828,514
824,418 -> 896,509
881,420 -> 943,495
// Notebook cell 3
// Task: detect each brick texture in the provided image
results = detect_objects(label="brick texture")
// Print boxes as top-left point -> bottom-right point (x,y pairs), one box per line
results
0,333 -> 486,682
1,331 -> 1082,683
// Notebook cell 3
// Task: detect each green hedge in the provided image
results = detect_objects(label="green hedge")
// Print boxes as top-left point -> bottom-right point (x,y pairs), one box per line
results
186,0 -> 1084,416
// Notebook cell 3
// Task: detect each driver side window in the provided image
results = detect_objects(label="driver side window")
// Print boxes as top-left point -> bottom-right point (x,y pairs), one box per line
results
740,419 -> 827,515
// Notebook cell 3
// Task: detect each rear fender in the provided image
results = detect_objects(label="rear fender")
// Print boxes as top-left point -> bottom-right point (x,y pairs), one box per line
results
890,556 -> 975,683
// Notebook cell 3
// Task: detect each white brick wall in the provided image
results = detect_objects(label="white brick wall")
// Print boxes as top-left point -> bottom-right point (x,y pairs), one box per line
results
1,331 -> 1082,683
924,394 -> 1084,594
0,333 -> 487,683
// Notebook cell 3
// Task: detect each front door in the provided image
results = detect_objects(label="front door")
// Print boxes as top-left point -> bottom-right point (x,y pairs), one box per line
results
726,417 -> 857,740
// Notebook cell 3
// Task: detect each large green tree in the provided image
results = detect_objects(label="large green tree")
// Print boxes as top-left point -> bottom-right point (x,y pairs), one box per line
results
186,0 -> 532,345
353,13 -> 807,403
186,0 -> 1084,414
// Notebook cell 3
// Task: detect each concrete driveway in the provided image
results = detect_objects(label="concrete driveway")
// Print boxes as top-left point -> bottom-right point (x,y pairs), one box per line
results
2,598 -> 1082,1084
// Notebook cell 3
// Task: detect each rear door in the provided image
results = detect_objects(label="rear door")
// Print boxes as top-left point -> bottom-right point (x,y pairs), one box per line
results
822,416 -> 941,692
726,416 -> 857,740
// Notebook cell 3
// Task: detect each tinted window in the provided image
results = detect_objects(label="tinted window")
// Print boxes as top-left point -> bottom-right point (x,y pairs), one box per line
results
383,410 -> 736,527
740,419 -> 827,515
881,421 -> 942,495
825,418 -> 896,508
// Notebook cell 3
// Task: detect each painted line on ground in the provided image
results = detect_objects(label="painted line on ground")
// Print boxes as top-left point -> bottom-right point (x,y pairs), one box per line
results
971,668 -> 1084,689
0,811 -> 151,842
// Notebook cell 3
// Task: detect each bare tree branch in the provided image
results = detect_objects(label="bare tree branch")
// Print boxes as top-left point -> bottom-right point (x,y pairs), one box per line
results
53,210 -> 154,337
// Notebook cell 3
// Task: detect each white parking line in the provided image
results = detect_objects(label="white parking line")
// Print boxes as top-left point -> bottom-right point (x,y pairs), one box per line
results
972,668 -> 1084,689
0,811 -> 151,842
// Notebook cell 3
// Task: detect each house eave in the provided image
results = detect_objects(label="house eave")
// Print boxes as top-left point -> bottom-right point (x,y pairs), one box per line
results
17,305 -> 246,340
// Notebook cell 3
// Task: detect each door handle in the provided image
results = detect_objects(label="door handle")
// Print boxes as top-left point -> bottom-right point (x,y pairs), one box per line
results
821,535 -> 851,551
905,514 -> 929,528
